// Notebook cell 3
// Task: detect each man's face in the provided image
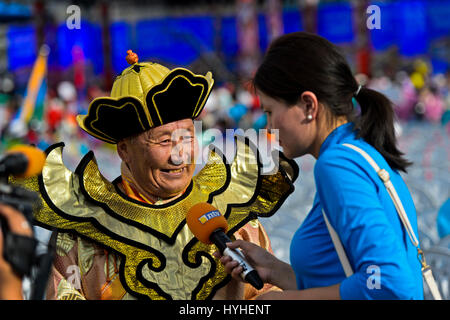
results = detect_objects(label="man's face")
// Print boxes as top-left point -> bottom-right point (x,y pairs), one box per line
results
117,119 -> 198,199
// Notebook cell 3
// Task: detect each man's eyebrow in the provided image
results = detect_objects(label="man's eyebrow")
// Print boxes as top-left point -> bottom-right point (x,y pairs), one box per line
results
152,126 -> 194,138
144,130 -> 169,141
153,130 -> 172,136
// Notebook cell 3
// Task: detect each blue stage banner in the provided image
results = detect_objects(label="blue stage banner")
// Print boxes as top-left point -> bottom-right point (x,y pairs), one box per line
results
258,13 -> 268,52
110,21 -> 133,74
317,2 -> 354,44
7,24 -> 36,71
283,9 -> 302,34
221,15 -> 239,57
426,0 -> 450,40
136,16 -> 215,66
56,20 -> 103,74
397,1 -> 428,57
44,24 -> 60,70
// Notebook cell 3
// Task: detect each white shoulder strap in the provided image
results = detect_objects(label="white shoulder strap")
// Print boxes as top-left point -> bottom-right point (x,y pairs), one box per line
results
322,143 -> 442,300
322,209 -> 354,277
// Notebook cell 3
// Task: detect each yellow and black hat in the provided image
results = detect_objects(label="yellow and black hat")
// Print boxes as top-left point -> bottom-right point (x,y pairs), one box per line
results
77,50 -> 214,144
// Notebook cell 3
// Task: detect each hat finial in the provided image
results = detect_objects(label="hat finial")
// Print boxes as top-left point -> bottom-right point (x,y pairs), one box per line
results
126,50 -> 138,65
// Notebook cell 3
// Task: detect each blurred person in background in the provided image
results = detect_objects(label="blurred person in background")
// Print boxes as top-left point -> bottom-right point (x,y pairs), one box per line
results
437,198 -> 450,241
11,51 -> 298,300
418,85 -> 445,123
218,32 -> 424,300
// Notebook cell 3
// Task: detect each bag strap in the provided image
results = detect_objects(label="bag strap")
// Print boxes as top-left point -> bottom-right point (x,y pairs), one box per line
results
322,210 -> 354,277
322,143 -> 442,300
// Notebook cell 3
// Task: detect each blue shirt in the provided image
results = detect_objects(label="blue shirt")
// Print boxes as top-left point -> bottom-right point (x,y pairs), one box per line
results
290,122 -> 423,299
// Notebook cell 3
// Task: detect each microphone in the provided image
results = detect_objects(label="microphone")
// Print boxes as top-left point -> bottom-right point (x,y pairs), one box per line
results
0,145 -> 46,179
186,202 -> 264,290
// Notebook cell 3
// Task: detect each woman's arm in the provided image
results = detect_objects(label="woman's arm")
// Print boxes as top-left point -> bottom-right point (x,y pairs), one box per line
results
217,239 -> 342,300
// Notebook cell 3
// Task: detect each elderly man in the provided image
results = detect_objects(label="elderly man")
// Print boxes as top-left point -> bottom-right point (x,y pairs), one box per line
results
12,51 -> 298,300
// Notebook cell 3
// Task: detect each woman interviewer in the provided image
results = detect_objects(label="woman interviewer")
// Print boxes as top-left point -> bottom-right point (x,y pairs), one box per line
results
216,32 -> 423,300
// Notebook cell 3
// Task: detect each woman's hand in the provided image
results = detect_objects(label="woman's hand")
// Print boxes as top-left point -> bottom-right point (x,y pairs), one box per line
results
0,204 -> 33,300
214,239 -> 297,290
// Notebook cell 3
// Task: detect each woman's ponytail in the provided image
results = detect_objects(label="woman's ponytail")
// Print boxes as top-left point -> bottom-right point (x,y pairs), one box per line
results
354,87 -> 412,172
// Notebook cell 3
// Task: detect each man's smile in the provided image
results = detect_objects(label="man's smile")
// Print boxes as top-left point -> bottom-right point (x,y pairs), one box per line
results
160,166 -> 187,174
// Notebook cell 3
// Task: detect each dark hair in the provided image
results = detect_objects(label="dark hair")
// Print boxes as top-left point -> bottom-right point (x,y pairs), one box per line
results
253,32 -> 411,172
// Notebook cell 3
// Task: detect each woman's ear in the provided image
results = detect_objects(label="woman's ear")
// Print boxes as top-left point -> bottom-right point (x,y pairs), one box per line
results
299,91 -> 319,120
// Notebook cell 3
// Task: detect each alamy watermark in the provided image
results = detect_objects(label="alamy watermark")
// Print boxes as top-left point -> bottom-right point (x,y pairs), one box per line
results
367,5 -> 381,30
66,265 -> 81,290
367,265 -> 381,289
170,120 -> 280,176
66,5 -> 81,30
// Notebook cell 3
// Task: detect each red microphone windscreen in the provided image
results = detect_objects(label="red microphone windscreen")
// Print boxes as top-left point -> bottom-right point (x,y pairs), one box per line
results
186,203 -> 228,244
6,145 -> 46,178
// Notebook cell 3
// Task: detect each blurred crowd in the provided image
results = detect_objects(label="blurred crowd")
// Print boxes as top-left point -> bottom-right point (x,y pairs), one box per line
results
365,59 -> 450,126
0,77 -> 104,154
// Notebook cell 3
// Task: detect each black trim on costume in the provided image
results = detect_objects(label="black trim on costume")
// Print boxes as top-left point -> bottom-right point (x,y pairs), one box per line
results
44,141 -> 66,155
135,259 -> 173,300
181,237 -> 232,300
278,150 -> 300,184
37,143 -> 171,300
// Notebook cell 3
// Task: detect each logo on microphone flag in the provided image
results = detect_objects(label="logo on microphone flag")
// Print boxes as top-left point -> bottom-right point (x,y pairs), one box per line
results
198,210 -> 221,224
